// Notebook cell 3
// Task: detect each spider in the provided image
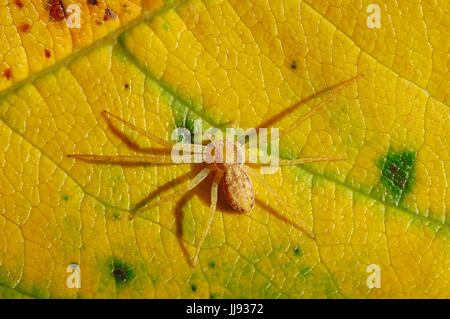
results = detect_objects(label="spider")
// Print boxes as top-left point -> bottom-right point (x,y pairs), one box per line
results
68,74 -> 363,267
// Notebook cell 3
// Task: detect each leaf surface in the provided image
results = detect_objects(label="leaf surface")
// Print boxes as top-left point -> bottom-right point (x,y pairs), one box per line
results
0,0 -> 448,298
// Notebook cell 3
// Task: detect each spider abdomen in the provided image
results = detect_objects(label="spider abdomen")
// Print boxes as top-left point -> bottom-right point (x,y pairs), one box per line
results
222,165 -> 255,213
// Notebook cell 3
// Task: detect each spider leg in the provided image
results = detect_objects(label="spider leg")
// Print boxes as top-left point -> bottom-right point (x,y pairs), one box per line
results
278,74 -> 364,139
259,74 -> 364,143
244,165 -> 315,239
103,110 -> 206,154
129,166 -> 212,220
248,156 -> 345,166
66,154 -> 188,164
192,171 -> 223,268
102,110 -> 173,148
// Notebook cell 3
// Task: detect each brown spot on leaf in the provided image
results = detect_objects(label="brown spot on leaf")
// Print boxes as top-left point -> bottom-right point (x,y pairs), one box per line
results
48,0 -> 66,22
124,83 -> 129,89
110,259 -> 135,285
389,166 -> 398,174
103,8 -> 117,21
19,23 -> 31,33
44,48 -> 51,58
291,60 -> 297,69
87,0 -> 98,5
2,69 -> 12,80
15,0 -> 24,8
113,268 -> 126,282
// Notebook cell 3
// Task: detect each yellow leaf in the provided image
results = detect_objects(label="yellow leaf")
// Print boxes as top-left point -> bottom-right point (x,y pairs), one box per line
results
0,0 -> 448,298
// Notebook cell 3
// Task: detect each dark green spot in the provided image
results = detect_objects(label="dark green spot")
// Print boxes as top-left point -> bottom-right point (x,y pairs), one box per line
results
62,195 -> 69,202
210,293 -> 216,299
377,148 -> 416,205
190,284 -> 198,293
208,261 -> 215,268
110,259 -> 135,285
293,246 -> 302,257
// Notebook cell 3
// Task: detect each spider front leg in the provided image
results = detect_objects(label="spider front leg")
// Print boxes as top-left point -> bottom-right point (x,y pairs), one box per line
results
68,111 -> 206,163
260,74 -> 364,142
279,74 -> 364,138
102,110 -> 206,154
247,156 -> 346,166
192,171 -> 223,268
67,154 -> 180,164
102,110 -> 173,149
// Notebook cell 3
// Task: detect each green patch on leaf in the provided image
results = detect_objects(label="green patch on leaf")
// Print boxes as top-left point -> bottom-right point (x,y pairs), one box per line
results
373,148 -> 417,205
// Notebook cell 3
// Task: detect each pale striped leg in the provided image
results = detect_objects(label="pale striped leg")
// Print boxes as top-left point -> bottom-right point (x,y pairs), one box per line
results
102,110 -> 173,148
247,156 -> 345,166
129,167 -> 212,220
244,165 -> 315,239
278,157 -> 345,165
192,171 -> 223,268
67,154 -> 182,164
278,74 -> 364,138
259,74 -> 364,143
103,110 -> 206,154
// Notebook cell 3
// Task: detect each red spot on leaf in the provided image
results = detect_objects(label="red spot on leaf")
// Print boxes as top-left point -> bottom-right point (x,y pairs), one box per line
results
390,166 -> 398,174
103,8 -> 117,21
19,23 -> 31,33
2,69 -> 12,80
48,0 -> 66,22
44,48 -> 51,58
15,0 -> 24,8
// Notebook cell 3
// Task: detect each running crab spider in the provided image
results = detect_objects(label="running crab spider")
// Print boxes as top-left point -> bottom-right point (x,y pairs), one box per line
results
68,74 -> 363,267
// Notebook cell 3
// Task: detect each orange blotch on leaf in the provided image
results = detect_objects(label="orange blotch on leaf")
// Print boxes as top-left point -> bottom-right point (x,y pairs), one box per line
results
19,23 -> 31,33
